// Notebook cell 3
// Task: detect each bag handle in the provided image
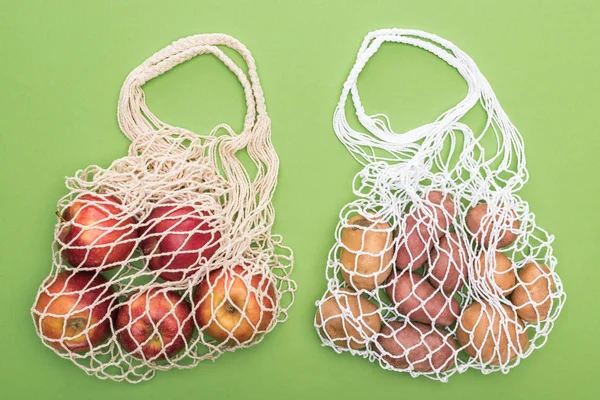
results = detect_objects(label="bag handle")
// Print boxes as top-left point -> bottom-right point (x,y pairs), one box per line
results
334,29 -> 523,169
118,33 -> 267,142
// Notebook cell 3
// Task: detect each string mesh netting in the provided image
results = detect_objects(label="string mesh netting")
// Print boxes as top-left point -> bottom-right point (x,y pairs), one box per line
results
30,33 -> 296,383
314,29 -> 565,382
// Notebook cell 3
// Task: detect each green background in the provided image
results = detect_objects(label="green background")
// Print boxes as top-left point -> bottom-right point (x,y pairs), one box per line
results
1,0 -> 598,398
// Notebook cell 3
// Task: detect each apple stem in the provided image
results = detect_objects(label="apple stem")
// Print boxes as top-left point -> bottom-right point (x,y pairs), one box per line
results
151,334 -> 162,344
55,210 -> 67,223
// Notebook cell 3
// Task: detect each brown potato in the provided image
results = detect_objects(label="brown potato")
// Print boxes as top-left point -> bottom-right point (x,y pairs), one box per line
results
396,191 -> 456,270
466,203 -> 520,249
340,215 -> 394,291
428,233 -> 468,294
510,263 -> 555,322
386,270 -> 459,326
315,289 -> 382,349
376,321 -> 457,372
475,251 -> 516,296
456,301 -> 529,365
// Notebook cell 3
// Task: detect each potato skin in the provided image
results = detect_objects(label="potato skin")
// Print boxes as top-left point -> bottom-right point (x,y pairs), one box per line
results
396,191 -> 456,270
456,301 -> 529,365
315,289 -> 382,350
376,321 -> 457,372
510,263 -> 555,322
428,233 -> 468,294
466,203 -> 519,249
386,271 -> 459,326
476,251 -> 516,296
395,215 -> 430,271
426,191 -> 457,232
340,215 -> 394,291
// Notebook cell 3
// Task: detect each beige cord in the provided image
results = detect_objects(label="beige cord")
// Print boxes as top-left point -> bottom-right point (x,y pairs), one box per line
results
31,33 -> 296,383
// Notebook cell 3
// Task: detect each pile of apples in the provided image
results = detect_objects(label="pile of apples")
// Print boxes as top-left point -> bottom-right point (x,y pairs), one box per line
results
32,193 -> 277,361
315,191 -> 558,374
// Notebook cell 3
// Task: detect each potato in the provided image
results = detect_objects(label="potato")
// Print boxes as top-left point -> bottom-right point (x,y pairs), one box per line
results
456,301 -> 529,365
340,215 -> 394,291
428,233 -> 468,294
427,190 -> 456,231
395,215 -> 430,270
510,263 -> 555,322
396,191 -> 456,270
475,251 -> 516,296
466,203 -> 520,248
376,321 -> 457,372
385,270 -> 459,326
315,288 -> 382,349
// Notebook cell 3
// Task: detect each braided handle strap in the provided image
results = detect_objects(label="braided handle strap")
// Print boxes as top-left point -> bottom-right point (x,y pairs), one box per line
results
117,33 -> 280,245
334,28 -> 525,180
117,33 -> 267,143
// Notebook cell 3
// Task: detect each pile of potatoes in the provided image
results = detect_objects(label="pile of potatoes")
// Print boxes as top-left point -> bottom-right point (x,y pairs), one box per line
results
315,191 -> 557,375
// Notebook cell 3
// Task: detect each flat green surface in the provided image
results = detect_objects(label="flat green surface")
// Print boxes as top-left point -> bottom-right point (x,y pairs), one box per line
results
1,0 -> 599,398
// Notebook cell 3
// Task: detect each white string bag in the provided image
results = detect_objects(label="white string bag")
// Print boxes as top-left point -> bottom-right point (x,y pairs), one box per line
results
314,29 -> 565,382
31,33 -> 296,383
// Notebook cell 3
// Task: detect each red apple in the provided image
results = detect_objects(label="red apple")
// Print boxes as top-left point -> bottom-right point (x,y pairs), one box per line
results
140,205 -> 221,281
59,193 -> 138,270
33,271 -> 115,352
193,265 -> 277,344
116,288 -> 194,361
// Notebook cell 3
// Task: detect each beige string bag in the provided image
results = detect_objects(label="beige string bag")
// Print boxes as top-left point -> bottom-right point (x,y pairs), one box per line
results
314,29 -> 565,382
31,34 -> 296,383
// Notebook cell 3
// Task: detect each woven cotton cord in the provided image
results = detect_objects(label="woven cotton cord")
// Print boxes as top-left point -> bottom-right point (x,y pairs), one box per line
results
32,33 -> 295,383
316,29 -> 565,382
118,34 -> 283,243
334,29 -> 526,184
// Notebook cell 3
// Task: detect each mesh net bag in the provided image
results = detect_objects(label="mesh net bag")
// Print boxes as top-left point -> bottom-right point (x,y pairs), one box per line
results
30,33 -> 296,383
314,29 -> 566,382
